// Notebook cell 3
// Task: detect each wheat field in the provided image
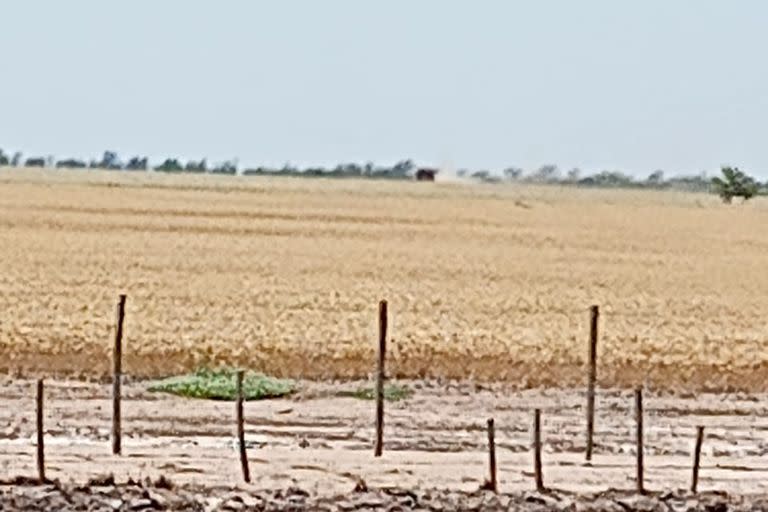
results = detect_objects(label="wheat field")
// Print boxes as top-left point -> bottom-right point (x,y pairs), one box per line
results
1,168 -> 767,391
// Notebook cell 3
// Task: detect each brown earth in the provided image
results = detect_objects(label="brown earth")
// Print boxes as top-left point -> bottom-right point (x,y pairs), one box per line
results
3,481 -> 767,511
1,377 -> 768,502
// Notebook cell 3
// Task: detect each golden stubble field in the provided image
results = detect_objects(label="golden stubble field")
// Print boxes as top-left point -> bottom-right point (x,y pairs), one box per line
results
1,168 -> 767,391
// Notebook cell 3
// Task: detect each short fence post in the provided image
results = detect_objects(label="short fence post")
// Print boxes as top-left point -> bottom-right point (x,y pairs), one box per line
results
112,294 -> 126,456
236,370 -> 251,483
487,418 -> 497,493
691,426 -> 704,493
635,388 -> 644,494
36,378 -> 45,483
586,305 -> 599,461
534,408 -> 544,492
374,299 -> 387,457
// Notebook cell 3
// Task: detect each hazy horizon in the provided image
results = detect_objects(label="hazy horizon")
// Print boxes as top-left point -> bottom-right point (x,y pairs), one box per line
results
1,1 -> 766,178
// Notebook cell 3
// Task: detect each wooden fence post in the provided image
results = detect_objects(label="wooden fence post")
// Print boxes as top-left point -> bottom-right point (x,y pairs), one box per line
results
236,370 -> 251,483
36,378 -> 45,483
635,388 -> 644,494
112,294 -> 126,455
534,409 -> 544,492
586,305 -> 599,462
691,426 -> 704,493
374,299 -> 387,457
487,418 -> 497,492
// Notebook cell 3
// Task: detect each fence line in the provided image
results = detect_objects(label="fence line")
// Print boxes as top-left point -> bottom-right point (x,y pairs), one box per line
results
486,418 -> 497,493
14,298 -> 740,496
236,370 -> 251,483
635,387 -> 644,494
586,305 -> 599,462
112,294 -> 126,456
36,378 -> 45,484
374,299 -> 387,458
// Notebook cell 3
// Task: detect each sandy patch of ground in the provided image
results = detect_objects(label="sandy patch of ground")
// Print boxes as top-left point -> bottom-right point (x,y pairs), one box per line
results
1,377 -> 767,500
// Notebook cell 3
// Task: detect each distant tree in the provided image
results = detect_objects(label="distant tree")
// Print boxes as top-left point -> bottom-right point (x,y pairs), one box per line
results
566,167 -> 581,183
25,157 -> 46,167
711,166 -> 759,203
503,167 -> 523,181
530,164 -> 559,183
344,163 -> 362,176
0,149 -> 8,166
578,170 -> 634,188
185,158 -> 207,173
302,166 -> 326,176
646,170 -> 665,187
89,150 -> 121,170
391,159 -> 415,178
99,150 -> 120,169
279,162 -> 298,175
211,160 -> 238,175
330,162 -> 362,177
56,158 -> 87,169
11,152 -> 22,166
154,158 -> 184,172
125,156 -> 148,171
471,170 -> 501,183
364,162 -> 374,176
456,169 -> 468,178
666,173 -> 711,192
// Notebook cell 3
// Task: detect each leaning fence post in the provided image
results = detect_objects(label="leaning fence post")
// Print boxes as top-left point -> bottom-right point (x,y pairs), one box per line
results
236,370 -> 251,483
635,388 -> 644,494
112,294 -> 126,455
36,378 -> 45,483
487,418 -> 498,492
691,426 -> 704,493
586,305 -> 599,461
534,408 -> 544,492
374,299 -> 388,457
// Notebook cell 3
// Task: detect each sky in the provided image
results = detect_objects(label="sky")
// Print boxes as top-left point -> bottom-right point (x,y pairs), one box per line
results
1,1 -> 767,178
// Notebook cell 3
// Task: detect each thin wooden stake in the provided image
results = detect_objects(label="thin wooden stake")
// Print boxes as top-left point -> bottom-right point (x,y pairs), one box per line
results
691,426 -> 704,493
635,388 -> 644,494
586,304 -> 599,461
374,299 -> 387,457
487,418 -> 497,493
112,294 -> 126,456
534,408 -> 544,492
36,378 -> 45,483
236,370 -> 251,483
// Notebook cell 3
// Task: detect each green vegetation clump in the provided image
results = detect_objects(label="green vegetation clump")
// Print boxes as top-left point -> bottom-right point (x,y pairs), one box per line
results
337,383 -> 413,402
711,166 -> 759,203
147,368 -> 295,401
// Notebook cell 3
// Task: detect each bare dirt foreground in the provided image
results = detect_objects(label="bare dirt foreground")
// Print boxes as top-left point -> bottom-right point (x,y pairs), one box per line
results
2,377 -> 768,510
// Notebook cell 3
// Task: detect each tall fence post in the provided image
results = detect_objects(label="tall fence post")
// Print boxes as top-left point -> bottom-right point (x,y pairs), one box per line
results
374,299 -> 388,457
534,408 -> 544,492
36,378 -> 45,483
112,294 -> 126,456
635,388 -> 644,494
236,370 -> 251,483
691,426 -> 704,493
586,305 -> 599,462
487,418 -> 497,492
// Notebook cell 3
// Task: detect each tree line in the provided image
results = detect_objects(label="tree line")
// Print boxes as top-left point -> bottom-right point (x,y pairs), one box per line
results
0,148 -> 418,180
0,147 -> 764,201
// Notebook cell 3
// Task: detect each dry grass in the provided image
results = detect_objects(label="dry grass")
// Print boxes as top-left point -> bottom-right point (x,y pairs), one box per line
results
1,168 -> 767,391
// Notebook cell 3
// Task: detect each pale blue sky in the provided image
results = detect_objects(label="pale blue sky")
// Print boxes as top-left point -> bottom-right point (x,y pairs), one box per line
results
1,1 -> 766,178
